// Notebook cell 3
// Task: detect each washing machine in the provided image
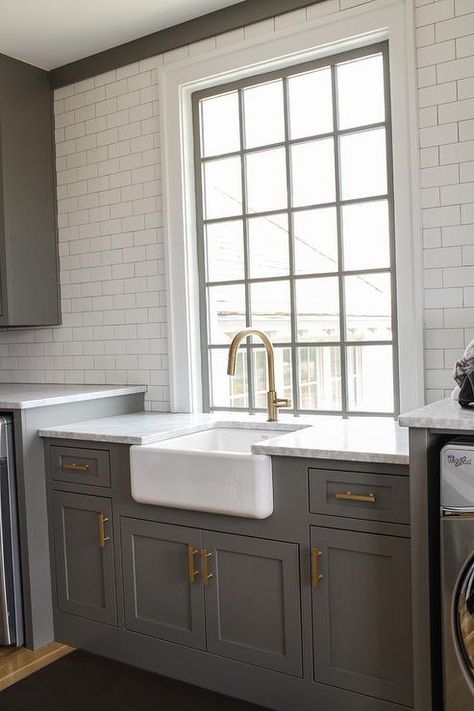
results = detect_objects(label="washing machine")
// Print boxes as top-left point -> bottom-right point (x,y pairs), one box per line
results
441,441 -> 474,710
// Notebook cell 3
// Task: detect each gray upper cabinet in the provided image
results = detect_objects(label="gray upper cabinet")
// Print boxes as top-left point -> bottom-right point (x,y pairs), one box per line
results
204,531 -> 302,677
52,491 -> 116,625
310,526 -> 413,707
121,518 -> 206,650
0,52 -> 59,327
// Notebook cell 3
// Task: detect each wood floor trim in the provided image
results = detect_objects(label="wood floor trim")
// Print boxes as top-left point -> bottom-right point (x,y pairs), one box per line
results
0,642 -> 74,691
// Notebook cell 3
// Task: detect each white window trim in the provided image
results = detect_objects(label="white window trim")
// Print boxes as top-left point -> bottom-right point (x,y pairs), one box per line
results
160,0 -> 423,415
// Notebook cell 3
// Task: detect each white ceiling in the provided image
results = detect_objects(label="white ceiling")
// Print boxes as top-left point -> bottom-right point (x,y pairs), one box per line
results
0,0 -> 244,70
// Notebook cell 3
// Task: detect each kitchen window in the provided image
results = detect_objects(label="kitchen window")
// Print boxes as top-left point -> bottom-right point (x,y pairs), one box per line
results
192,43 -> 399,417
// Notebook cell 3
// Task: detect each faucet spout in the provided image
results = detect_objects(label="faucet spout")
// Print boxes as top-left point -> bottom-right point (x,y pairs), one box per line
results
227,328 -> 290,421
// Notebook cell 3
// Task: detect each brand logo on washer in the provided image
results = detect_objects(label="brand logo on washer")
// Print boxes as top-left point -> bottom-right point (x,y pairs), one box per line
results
447,454 -> 472,467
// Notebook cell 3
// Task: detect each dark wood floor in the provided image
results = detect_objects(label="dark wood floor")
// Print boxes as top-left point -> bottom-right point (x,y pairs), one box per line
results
0,649 -> 270,710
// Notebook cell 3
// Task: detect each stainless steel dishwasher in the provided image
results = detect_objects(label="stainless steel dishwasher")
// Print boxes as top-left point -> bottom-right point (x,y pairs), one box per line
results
441,441 -> 474,710
0,414 -> 23,646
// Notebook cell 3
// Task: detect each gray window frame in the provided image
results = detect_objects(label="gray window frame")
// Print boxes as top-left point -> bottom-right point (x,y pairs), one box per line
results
192,41 -> 399,418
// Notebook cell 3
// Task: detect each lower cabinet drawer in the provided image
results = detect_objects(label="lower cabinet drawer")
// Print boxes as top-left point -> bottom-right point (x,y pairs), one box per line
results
50,445 -> 111,488
309,468 -> 410,525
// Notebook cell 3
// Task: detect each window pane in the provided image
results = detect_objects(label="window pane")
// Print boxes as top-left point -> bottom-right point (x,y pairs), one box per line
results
210,348 -> 248,408
296,277 -> 340,342
246,148 -> 287,213
337,54 -> 385,130
243,81 -> 285,149
339,128 -> 387,200
293,207 -> 338,274
291,139 -> 335,207
345,273 -> 392,342
204,157 -> 242,219
248,214 -> 289,278
288,67 -> 333,139
342,200 -> 390,271
201,91 -> 240,157
253,347 -> 292,409
250,281 -> 291,343
298,346 -> 341,410
206,220 -> 244,282
208,284 -> 246,344
347,344 -> 394,412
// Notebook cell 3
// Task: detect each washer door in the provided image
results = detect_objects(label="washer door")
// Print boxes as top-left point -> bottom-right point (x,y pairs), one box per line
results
457,556 -> 474,680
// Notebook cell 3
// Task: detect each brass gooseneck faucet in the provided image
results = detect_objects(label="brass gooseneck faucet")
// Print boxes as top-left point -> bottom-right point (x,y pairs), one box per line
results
227,328 -> 291,422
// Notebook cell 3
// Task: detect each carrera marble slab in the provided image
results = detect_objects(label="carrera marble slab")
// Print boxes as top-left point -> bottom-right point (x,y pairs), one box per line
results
252,417 -> 409,465
38,412 -> 306,445
399,398 -> 474,431
39,411 -> 409,463
0,384 -> 147,409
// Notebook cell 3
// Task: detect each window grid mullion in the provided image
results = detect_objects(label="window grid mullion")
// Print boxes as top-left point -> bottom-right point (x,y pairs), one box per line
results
205,266 -> 392,288
237,88 -> 254,412
283,75 -> 299,417
330,63 -> 349,419
202,192 -> 391,225
200,120 -> 387,163
383,49 -> 401,417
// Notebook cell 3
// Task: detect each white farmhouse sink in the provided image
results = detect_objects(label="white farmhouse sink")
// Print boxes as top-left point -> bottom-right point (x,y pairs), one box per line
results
130,425 -> 296,519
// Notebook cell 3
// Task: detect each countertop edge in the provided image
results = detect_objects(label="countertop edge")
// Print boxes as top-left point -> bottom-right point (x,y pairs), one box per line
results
399,415 -> 474,430
251,445 -> 409,465
39,426 -> 409,464
37,422 -> 215,445
2,385 -> 147,410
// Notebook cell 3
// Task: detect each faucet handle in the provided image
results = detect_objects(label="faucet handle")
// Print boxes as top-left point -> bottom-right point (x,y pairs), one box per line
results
274,397 -> 291,409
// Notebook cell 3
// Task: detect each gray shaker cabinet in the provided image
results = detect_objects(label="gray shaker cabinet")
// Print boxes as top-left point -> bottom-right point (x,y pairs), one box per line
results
203,531 -> 302,676
0,53 -> 59,326
52,492 -> 117,626
310,526 -> 413,706
121,518 -> 206,650
121,519 -> 302,676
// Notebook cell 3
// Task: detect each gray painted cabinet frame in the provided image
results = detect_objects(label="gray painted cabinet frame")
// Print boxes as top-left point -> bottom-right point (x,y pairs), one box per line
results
0,52 -> 59,327
45,440 -> 413,711
52,491 -> 117,625
311,526 -> 413,706
121,518 -> 302,675
203,530 -> 302,676
121,518 -> 206,649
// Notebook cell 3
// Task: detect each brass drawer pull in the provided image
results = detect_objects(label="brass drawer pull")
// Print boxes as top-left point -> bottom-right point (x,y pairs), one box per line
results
187,546 -> 199,584
63,462 -> 90,472
98,513 -> 110,548
202,549 -> 214,585
311,547 -> 323,589
335,491 -> 377,504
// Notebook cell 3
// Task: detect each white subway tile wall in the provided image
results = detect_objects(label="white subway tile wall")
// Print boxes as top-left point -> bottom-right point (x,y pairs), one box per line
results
416,0 -> 474,402
0,0 -> 471,410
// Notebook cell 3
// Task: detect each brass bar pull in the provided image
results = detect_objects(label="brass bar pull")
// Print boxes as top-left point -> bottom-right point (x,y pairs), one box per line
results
98,514 -> 110,548
335,491 -> 376,504
311,547 -> 323,589
187,546 -> 199,584
63,462 -> 90,472
201,549 -> 214,585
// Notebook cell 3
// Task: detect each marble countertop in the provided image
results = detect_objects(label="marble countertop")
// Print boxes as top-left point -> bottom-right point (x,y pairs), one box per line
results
252,416 -> 408,464
0,384 -> 147,409
399,397 -> 474,430
38,411 -> 409,464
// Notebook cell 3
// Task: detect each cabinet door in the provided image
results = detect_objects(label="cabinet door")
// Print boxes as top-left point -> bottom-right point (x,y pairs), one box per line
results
121,518 -> 205,650
311,526 -> 413,706
52,492 -> 116,625
203,531 -> 302,676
